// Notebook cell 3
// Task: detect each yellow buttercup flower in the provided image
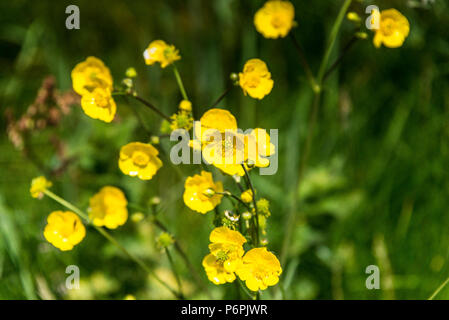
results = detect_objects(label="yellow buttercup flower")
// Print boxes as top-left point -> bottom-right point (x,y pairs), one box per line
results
236,247 -> 282,291
239,59 -> 274,100
119,142 -> 163,180
143,40 -> 181,68
80,87 -> 116,123
245,128 -> 276,168
202,130 -> 248,177
372,9 -> 410,48
30,176 -> 52,199
43,211 -> 86,251
254,0 -> 295,39
202,227 -> 247,285
183,171 -> 223,214
88,186 -> 128,229
71,56 -> 113,96
241,190 -> 253,203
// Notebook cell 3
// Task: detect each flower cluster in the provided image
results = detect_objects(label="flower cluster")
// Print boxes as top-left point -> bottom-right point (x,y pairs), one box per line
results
190,108 -> 276,177
202,227 -> 282,291
71,56 -> 116,123
31,178 -> 129,251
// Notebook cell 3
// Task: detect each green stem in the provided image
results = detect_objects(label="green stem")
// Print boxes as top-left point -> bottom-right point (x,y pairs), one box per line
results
280,92 -> 321,266
43,190 -> 182,299
317,0 -> 353,85
211,86 -> 232,108
241,165 -> 260,247
128,94 -> 171,121
217,191 -> 251,211
429,275 -> 449,300
289,33 -> 318,92
128,203 -> 212,298
173,64 -> 189,101
165,248 -> 183,297
237,279 -> 256,300
323,34 -> 358,81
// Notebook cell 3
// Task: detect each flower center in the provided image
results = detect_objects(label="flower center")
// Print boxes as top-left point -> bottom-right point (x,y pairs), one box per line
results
132,151 -> 149,167
381,18 -> 397,36
246,74 -> 261,88
93,92 -> 109,108
271,15 -> 284,28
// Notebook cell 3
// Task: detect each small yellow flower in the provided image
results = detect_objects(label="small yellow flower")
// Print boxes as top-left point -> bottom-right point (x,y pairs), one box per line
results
30,176 -> 52,199
119,142 -> 163,180
143,40 -> 181,68
88,186 -> 128,229
80,87 -> 116,123
241,190 -> 253,203
156,232 -> 175,249
236,247 -> 282,291
71,56 -> 113,96
203,227 -> 247,285
239,59 -> 274,100
170,112 -> 193,131
183,171 -> 223,214
124,294 -> 136,300
245,128 -> 275,168
179,100 -> 192,113
254,0 -> 295,39
372,9 -> 410,48
43,211 -> 86,251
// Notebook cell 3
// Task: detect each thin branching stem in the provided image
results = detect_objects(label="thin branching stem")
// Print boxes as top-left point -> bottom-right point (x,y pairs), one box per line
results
173,64 -> 189,101
43,190 -> 182,299
241,165 -> 260,247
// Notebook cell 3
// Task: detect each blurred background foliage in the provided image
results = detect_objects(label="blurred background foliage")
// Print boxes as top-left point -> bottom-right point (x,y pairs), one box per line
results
1,0 -> 449,299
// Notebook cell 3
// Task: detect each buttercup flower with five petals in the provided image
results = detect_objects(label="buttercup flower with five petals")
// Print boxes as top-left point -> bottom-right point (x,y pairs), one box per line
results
254,0 -> 295,39
371,8 -> 410,48
30,176 -> 52,199
80,87 -> 117,123
239,59 -> 274,100
183,171 -> 223,214
71,56 -> 113,96
202,227 -> 247,285
43,211 -> 86,251
236,247 -> 282,291
143,40 -> 181,68
88,186 -> 128,229
119,142 -> 163,180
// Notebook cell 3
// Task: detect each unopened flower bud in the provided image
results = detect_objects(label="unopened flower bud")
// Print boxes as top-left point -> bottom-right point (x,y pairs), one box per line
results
203,188 -> 216,197
242,211 -> 252,221
149,196 -> 161,206
125,67 -> 137,78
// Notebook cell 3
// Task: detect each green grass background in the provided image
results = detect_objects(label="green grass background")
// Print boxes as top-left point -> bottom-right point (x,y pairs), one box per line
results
1,0 -> 449,299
